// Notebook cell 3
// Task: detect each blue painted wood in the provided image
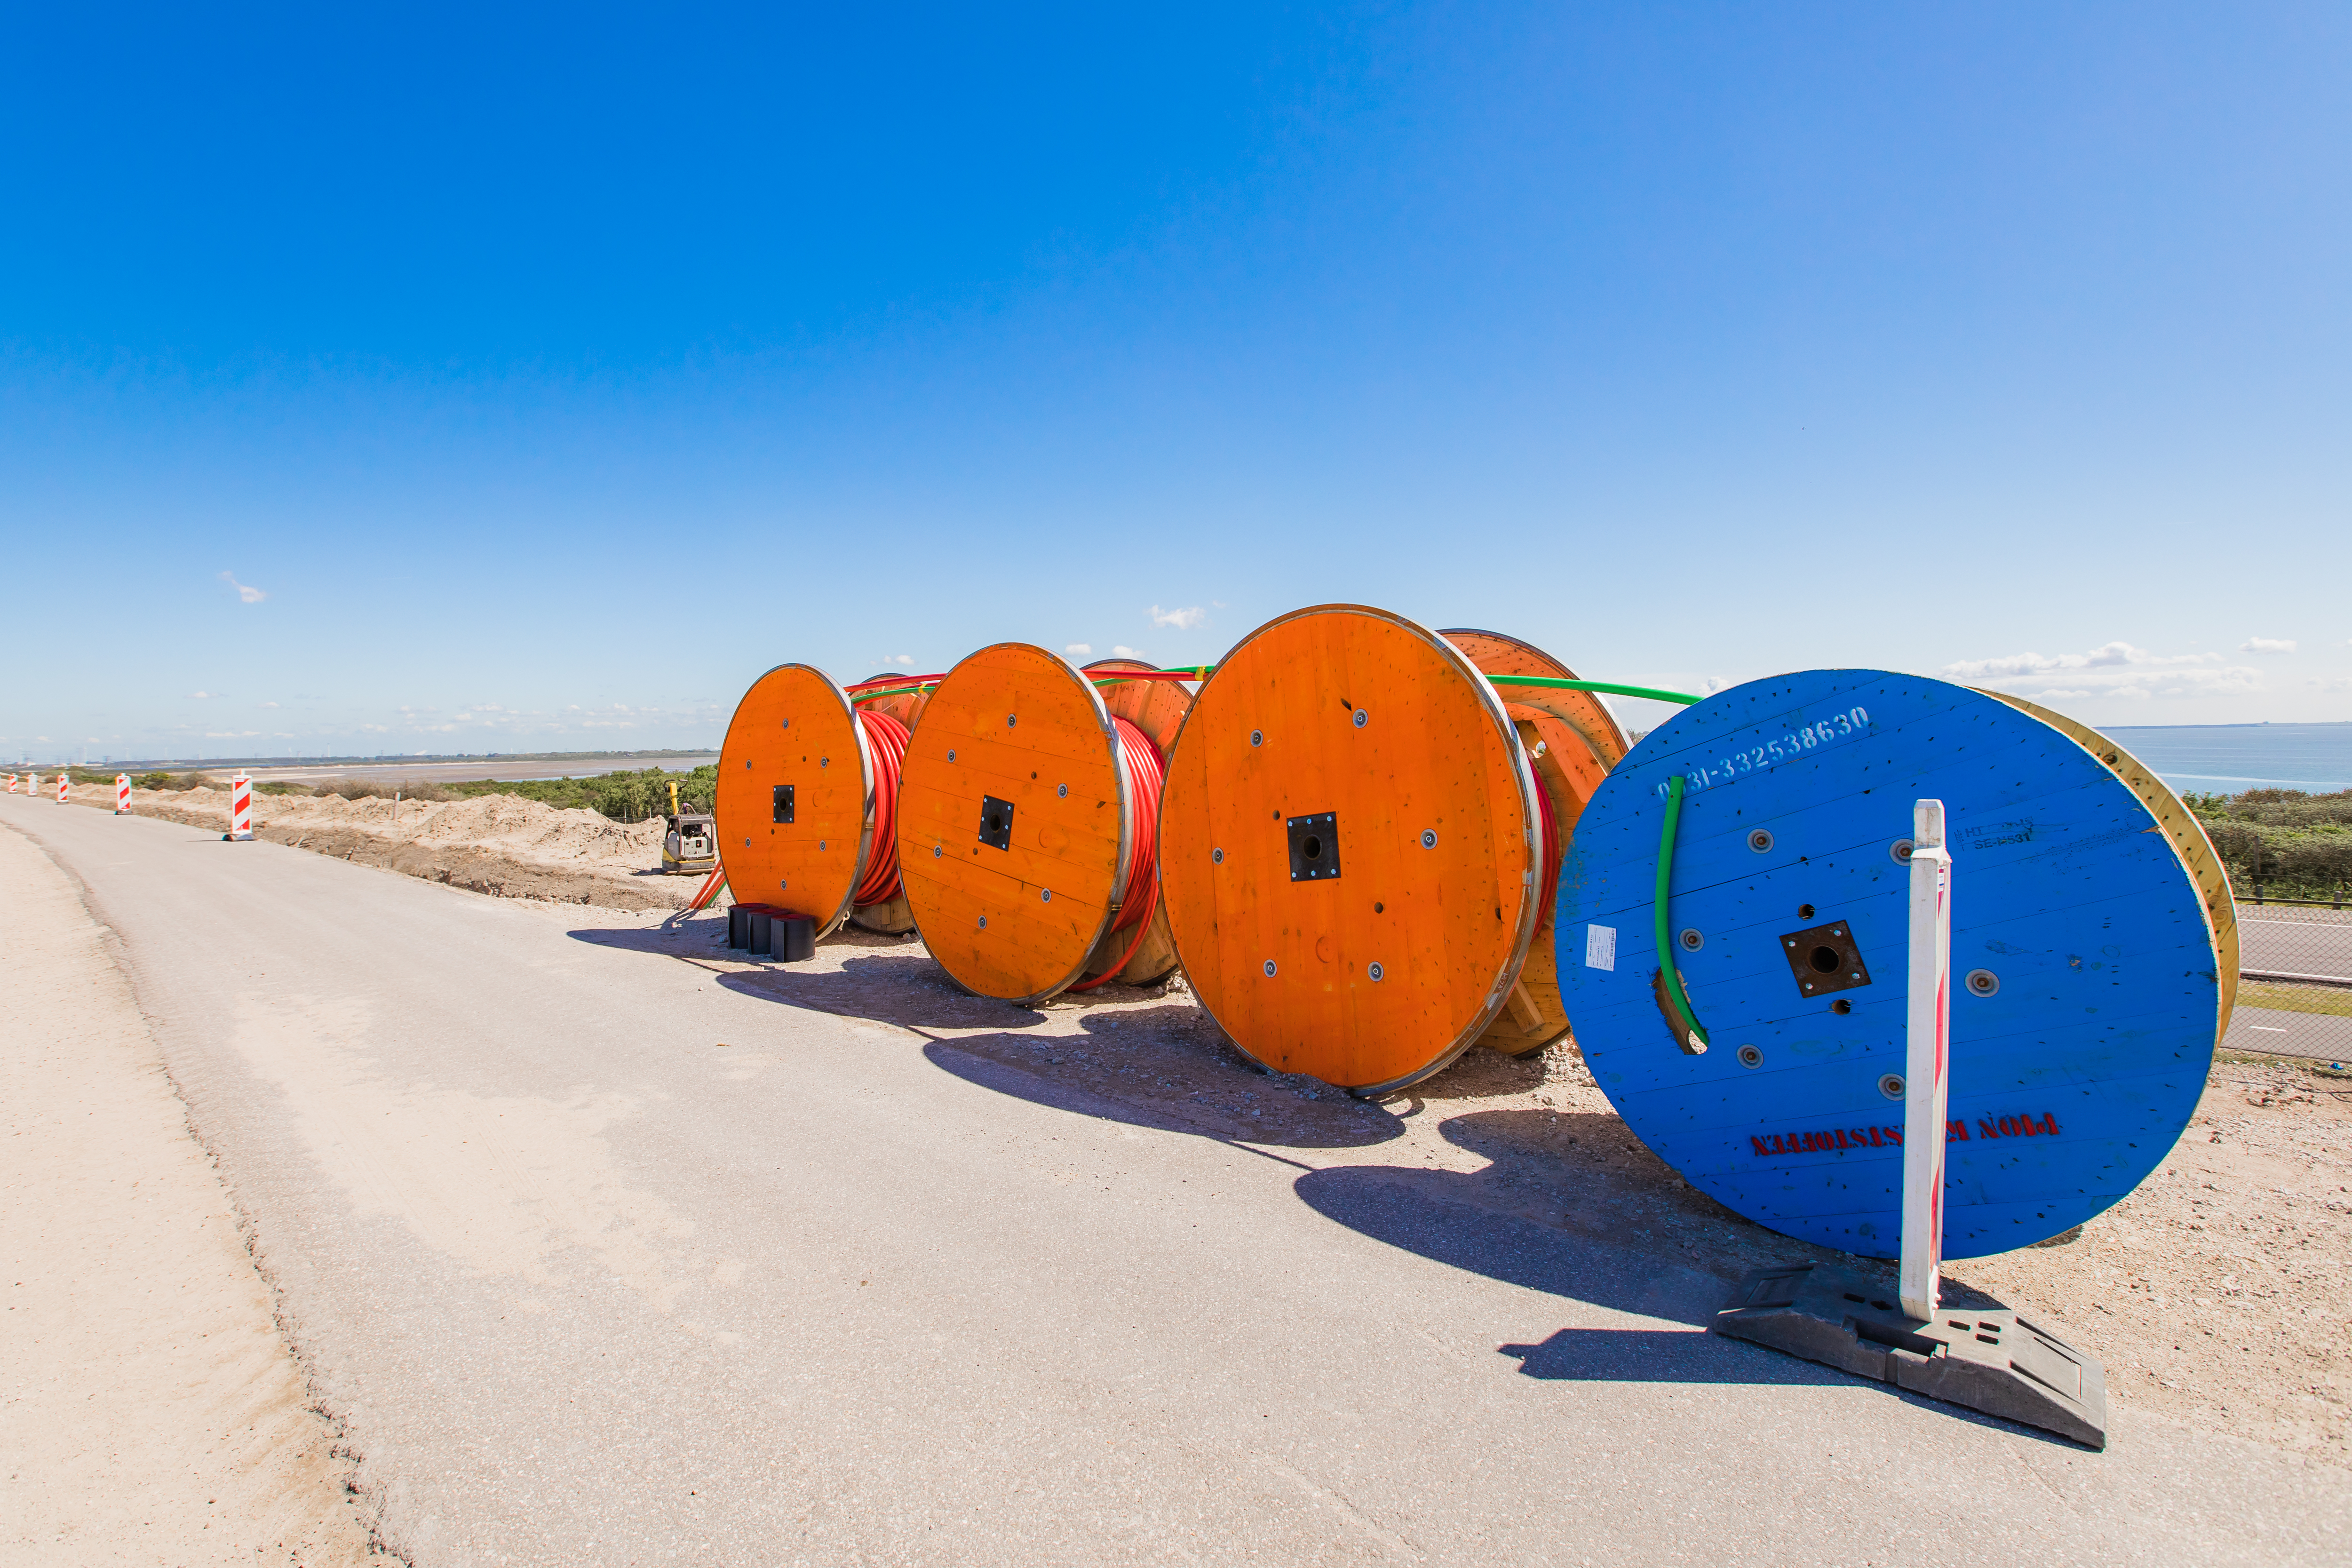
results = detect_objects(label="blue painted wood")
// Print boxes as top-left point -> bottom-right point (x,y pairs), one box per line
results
1555,671 -> 2218,1259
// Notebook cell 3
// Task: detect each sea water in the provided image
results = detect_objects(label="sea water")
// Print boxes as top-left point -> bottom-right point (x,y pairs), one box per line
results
2102,724 -> 2352,796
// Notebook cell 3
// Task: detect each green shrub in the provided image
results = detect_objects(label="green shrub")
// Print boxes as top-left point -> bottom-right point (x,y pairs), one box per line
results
2193,789 -> 2352,899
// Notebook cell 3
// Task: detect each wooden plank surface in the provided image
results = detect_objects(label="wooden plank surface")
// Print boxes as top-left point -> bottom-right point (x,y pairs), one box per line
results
897,644 -> 1128,1002
1158,605 -> 1540,1092
713,664 -> 874,938
1975,688 -> 2240,1038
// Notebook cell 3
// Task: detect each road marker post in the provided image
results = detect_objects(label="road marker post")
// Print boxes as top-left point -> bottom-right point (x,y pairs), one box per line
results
1900,798 -> 1953,1321
4,772 -> 16,793
116,773 -> 132,814
230,772 -> 254,840
55,772 -> 69,804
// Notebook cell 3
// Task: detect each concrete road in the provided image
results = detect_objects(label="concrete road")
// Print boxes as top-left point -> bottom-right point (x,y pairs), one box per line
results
5,795 -> 2345,1567
2239,911 -> 2352,982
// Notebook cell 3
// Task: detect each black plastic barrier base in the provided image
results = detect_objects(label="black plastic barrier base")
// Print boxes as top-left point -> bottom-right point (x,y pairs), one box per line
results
725,905 -> 814,963
1711,1262 -> 2108,1449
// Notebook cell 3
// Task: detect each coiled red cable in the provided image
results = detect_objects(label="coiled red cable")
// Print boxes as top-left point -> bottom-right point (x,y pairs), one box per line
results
1533,766 -> 1563,930
1067,716 -> 1167,991
854,709 -> 911,907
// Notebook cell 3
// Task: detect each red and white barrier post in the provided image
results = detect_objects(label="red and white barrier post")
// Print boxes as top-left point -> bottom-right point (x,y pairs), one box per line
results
3,772 -> 16,793
229,772 -> 254,841
55,772 -> 69,804
115,773 -> 132,814
1899,798 -> 1953,1321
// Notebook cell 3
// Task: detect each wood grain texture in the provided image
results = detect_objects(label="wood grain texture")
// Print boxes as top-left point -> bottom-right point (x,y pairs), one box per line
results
896,644 -> 1128,1002
1158,605 -> 1541,1092
1975,688 -> 2240,1038
1439,629 -> 1633,1057
713,664 -> 876,938
848,892 -> 916,935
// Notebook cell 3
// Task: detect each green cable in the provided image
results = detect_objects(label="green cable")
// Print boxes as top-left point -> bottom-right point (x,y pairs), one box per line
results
1654,775 -> 1709,1053
1486,675 -> 1702,705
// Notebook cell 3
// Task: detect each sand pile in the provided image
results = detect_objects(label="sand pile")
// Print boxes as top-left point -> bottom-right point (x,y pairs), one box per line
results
64,782 -> 693,910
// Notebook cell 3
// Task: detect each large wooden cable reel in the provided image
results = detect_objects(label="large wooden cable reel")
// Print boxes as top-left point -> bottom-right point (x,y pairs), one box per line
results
1157,605 -> 1544,1094
895,645 -> 1176,1003
1554,670 -> 2220,1258
1439,629 -> 1631,1055
715,663 -> 894,938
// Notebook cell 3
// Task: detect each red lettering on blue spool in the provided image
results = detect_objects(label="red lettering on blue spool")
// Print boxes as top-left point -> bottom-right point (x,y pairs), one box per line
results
1749,1113 -> 2059,1159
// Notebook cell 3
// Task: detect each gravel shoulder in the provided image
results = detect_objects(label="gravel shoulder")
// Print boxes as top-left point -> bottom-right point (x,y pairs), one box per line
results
0,820 -> 381,1564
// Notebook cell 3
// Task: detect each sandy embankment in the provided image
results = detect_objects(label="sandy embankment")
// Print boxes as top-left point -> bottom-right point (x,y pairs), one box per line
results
54,782 -> 695,910
0,822 -> 379,1563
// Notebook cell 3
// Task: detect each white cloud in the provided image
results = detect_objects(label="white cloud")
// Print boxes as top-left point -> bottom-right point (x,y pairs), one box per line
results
259,700 -> 279,709
2240,637 -> 2297,653
189,690 -> 215,699
1065,643 -> 1094,657
882,654 -> 914,666
1149,605 -> 1206,630
217,571 -> 266,604
1113,645 -> 1146,659
1942,641 -> 2261,701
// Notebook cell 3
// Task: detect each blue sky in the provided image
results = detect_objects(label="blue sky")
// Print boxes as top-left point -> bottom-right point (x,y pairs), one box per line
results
4,2 -> 2347,763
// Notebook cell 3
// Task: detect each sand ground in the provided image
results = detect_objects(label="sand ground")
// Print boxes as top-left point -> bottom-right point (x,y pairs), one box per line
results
44,780 -> 694,911
0,823 -> 381,1565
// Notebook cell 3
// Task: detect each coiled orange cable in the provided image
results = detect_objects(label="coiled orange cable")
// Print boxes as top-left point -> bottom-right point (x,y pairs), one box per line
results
1066,716 -> 1167,991
854,709 -> 911,907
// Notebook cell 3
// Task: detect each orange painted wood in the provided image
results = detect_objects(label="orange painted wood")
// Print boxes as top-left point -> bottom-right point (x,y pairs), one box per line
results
1158,605 -> 1542,1092
714,664 -> 876,937
1440,629 -> 1632,1056
896,644 -> 1131,1002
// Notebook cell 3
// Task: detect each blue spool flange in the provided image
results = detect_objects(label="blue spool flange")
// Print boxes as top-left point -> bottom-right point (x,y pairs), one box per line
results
1556,670 -> 2218,1259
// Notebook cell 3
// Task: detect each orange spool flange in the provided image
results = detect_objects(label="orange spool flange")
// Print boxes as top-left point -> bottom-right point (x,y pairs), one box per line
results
715,663 -> 924,938
896,645 -> 1184,1003
1438,629 -> 1631,1056
1157,605 -> 1544,1094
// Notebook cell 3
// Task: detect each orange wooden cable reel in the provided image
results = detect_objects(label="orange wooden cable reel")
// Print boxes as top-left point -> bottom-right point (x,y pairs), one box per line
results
1156,605 -> 1550,1094
895,645 -> 1188,1003
714,663 -> 930,938
1438,628 -> 1631,1055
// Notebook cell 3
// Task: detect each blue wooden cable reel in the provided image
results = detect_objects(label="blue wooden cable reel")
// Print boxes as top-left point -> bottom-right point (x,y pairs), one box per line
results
1556,670 -> 2219,1259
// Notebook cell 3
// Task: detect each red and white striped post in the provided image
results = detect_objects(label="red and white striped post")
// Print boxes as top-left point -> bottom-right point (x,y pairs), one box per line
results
229,772 -> 254,840
55,772 -> 70,804
3,772 -> 16,793
115,773 -> 132,814
1899,798 -> 1953,1321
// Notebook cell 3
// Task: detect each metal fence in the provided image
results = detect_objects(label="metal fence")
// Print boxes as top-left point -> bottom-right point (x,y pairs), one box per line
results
2224,899 -> 2352,1065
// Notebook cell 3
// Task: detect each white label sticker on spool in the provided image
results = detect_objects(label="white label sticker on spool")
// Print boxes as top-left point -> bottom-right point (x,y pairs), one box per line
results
1585,924 -> 1617,971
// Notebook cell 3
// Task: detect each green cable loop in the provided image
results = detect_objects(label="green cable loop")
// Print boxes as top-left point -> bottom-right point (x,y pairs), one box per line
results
1655,775 -> 1709,1052
1485,675 -> 1702,705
